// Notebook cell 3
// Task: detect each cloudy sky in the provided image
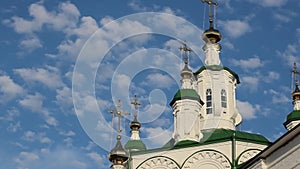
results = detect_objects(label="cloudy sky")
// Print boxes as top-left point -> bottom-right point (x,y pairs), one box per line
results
1,0 -> 300,168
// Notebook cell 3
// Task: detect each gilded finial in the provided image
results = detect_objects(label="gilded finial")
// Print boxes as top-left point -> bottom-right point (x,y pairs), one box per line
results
201,0 -> 218,29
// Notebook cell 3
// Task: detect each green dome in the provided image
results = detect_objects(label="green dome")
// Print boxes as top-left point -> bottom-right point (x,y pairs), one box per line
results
170,89 -> 203,106
284,110 -> 300,125
125,140 -> 146,152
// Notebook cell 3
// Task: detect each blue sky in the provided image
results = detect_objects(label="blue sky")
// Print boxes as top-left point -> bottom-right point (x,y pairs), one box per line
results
1,0 -> 300,168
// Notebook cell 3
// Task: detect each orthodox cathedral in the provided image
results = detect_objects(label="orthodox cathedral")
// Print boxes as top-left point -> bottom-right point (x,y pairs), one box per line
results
108,1 -> 300,169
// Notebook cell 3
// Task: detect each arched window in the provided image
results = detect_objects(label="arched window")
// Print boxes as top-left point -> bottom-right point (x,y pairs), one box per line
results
221,89 -> 227,108
206,89 -> 212,114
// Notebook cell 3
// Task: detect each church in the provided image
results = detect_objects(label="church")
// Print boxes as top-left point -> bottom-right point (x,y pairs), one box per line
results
107,1 -> 300,169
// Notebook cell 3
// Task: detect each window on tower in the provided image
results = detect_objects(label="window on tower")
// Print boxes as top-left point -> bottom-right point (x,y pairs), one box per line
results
221,89 -> 227,108
206,89 -> 212,114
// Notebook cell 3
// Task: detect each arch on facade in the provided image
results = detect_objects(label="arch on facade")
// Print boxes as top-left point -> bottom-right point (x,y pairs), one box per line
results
136,155 -> 180,169
236,148 -> 262,165
181,149 -> 232,169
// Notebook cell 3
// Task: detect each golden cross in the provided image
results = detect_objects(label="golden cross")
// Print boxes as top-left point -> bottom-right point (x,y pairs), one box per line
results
109,99 -> 128,133
291,62 -> 300,87
179,40 -> 192,64
201,0 -> 218,28
131,95 -> 141,118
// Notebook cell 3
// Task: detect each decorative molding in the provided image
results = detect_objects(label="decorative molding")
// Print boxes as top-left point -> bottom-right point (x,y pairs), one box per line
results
237,149 -> 261,165
182,150 -> 231,169
137,156 -> 180,169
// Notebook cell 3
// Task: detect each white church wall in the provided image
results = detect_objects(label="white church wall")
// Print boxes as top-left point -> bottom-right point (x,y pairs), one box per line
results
266,133 -> 300,169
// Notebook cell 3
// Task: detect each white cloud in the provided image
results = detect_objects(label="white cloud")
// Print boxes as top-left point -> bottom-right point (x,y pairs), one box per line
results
95,119 -> 113,142
87,152 -> 106,168
22,130 -> 52,144
222,39 -> 235,50
19,93 -> 58,126
111,73 -> 131,101
150,118 -> 171,128
18,151 -> 39,161
64,137 -> 73,147
236,100 -> 259,120
53,16 -> 99,59
59,130 -> 76,137
143,127 -> 172,148
140,100 -> 171,124
14,147 -> 96,169
218,20 -> 251,38
19,35 -> 42,51
19,93 -> 44,113
7,121 -> 21,133
263,71 -> 280,83
277,44 -> 300,66
0,75 -> 24,103
14,66 -> 64,89
0,108 -> 20,121
240,76 -> 259,92
4,2 -> 80,53
100,16 -> 114,26
67,16 -> 98,38
266,89 -> 290,104
164,39 -> 182,55
6,2 -> 80,34
81,141 -> 97,151
144,73 -> 175,89
231,56 -> 264,70
56,87 -> 73,113
247,0 -> 288,7
128,0 -> 147,12
274,13 -> 290,23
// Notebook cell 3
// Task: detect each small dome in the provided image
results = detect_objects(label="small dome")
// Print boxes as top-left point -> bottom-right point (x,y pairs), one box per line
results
285,110 -> 300,124
109,135 -> 129,164
202,27 -> 222,43
170,89 -> 204,106
130,115 -> 141,129
125,140 -> 147,152
181,64 -> 193,77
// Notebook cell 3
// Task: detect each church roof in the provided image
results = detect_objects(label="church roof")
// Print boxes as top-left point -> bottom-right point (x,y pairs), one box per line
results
170,89 -> 204,106
130,129 -> 270,156
194,65 -> 240,84
172,129 -> 270,149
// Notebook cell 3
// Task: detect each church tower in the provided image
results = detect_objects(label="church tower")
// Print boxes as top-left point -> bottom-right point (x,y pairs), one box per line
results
125,95 -> 147,152
170,42 -> 204,144
109,135 -> 129,169
284,63 -> 300,130
109,100 -> 129,169
196,0 -> 242,130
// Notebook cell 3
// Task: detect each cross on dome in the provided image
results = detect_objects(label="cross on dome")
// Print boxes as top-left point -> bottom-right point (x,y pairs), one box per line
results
131,95 -> 141,119
179,40 -> 192,65
291,62 -> 300,92
201,0 -> 218,29
109,99 -> 128,134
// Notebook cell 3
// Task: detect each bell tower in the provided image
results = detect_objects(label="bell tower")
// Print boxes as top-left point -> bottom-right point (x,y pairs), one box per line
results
125,95 -> 146,152
108,100 -> 129,169
195,0 -> 242,130
284,63 -> 300,130
170,41 -> 204,144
